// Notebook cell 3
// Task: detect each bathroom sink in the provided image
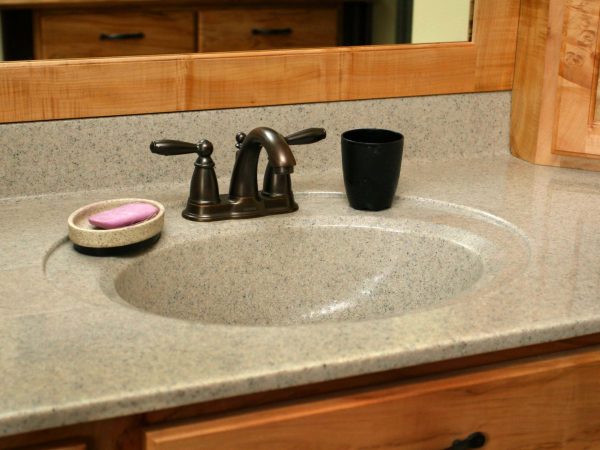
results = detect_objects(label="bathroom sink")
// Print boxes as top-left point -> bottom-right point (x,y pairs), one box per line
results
45,194 -> 529,326
114,227 -> 483,325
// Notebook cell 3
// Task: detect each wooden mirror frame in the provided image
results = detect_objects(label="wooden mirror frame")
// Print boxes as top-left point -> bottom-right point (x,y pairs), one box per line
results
0,0 -> 519,124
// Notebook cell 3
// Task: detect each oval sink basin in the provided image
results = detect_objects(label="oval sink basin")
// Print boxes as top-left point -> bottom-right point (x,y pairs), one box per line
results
114,227 -> 483,326
45,194 -> 529,326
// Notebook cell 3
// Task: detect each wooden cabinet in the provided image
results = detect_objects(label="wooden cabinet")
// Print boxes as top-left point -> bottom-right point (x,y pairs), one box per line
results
553,0 -> 600,159
34,10 -> 196,59
144,347 -> 600,450
511,0 -> 600,170
197,7 -> 338,53
31,5 -> 340,59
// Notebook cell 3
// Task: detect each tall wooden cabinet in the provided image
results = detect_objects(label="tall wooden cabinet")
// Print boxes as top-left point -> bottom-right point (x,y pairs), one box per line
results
511,0 -> 600,170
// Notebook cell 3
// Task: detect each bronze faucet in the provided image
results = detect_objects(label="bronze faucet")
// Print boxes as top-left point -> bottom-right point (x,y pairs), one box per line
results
150,127 -> 326,221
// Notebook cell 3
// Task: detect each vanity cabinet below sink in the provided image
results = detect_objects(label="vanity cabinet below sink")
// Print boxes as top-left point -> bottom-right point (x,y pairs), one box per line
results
145,346 -> 600,450
2,341 -> 600,450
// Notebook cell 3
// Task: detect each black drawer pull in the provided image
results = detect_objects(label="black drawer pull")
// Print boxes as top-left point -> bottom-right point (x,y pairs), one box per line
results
251,27 -> 293,36
100,32 -> 145,41
445,432 -> 487,450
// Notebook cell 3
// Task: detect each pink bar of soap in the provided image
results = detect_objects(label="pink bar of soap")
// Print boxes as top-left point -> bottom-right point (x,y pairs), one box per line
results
89,202 -> 159,229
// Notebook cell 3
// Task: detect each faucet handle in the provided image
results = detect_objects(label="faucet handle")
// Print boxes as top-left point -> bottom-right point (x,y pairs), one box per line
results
150,139 -> 214,156
150,139 -> 220,216
285,128 -> 326,145
233,128 -> 325,149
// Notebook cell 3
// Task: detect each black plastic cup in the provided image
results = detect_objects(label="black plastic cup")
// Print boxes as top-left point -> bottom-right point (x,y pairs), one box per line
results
341,128 -> 404,211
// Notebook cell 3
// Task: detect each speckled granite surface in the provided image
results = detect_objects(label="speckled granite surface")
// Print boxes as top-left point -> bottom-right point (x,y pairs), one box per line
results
1,154 -> 600,437
0,91 -> 511,198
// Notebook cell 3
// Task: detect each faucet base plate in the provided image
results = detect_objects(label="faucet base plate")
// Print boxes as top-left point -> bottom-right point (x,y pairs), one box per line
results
183,193 -> 298,222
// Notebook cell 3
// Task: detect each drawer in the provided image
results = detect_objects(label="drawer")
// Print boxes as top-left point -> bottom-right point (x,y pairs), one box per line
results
145,349 -> 600,449
197,7 -> 339,53
34,10 -> 196,59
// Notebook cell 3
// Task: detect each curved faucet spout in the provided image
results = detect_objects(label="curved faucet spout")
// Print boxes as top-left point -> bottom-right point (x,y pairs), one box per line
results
229,127 -> 296,199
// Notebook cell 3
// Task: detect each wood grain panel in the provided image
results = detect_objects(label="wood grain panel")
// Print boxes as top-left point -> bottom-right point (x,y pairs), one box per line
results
198,7 -> 338,53
0,50 -> 340,121
473,0 -> 521,90
509,0 -> 552,163
35,10 -> 195,59
554,0 -> 600,158
340,43 -> 476,100
0,0 -> 519,123
510,0 -> 600,169
0,55 -> 195,120
184,50 -> 341,109
146,346 -> 600,450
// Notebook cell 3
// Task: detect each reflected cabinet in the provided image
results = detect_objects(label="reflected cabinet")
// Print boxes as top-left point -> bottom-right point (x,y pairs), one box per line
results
511,0 -> 600,170
19,5 -> 340,59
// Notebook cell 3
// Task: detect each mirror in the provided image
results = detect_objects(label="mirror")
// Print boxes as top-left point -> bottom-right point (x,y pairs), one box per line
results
0,0 -> 519,123
0,0 -> 474,61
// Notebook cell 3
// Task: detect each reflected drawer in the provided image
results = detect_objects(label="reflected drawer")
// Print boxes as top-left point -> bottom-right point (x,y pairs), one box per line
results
198,7 -> 339,52
34,10 -> 196,59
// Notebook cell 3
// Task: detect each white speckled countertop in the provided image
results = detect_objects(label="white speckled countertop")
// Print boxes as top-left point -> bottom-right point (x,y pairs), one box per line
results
1,153 -> 600,437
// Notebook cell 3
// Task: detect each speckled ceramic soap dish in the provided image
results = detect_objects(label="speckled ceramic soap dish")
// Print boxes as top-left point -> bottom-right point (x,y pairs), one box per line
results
68,198 -> 164,256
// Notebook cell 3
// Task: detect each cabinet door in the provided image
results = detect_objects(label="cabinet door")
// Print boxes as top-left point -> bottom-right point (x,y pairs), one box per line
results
510,0 -> 600,169
145,347 -> 600,450
554,0 -> 600,158
197,7 -> 338,53
35,10 -> 196,59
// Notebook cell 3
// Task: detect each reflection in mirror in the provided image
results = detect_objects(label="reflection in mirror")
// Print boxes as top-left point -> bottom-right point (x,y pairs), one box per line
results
372,0 -> 473,45
0,0 -> 474,62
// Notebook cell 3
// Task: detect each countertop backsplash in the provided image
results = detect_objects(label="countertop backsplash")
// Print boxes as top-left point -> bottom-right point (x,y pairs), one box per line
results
0,91 -> 511,198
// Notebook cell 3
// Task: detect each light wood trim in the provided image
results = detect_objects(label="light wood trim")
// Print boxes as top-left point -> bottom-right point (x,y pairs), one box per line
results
339,43 -> 476,99
145,346 -> 600,450
510,0 -> 600,170
0,0 -> 519,123
473,0 -> 521,90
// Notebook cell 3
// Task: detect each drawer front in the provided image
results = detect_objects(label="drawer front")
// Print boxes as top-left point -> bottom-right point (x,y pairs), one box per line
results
35,11 -> 196,59
145,349 -> 600,449
198,7 -> 338,52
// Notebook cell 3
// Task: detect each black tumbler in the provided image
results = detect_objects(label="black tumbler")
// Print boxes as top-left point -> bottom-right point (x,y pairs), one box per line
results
341,128 -> 404,211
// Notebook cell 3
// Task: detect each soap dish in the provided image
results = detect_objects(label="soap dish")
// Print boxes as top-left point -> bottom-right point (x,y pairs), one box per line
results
68,198 -> 165,255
